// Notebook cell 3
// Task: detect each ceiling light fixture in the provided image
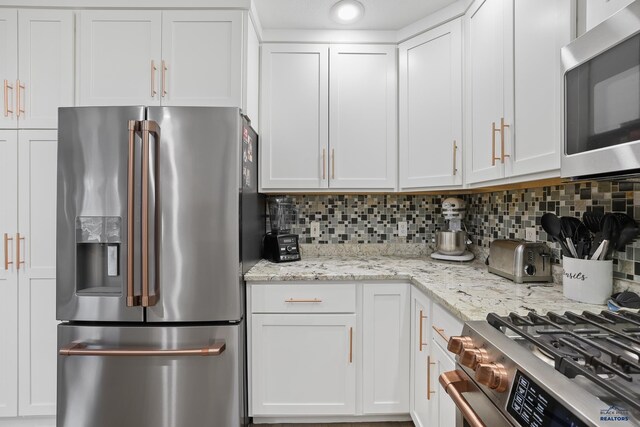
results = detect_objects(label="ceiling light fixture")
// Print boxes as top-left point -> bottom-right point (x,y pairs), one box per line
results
330,0 -> 365,24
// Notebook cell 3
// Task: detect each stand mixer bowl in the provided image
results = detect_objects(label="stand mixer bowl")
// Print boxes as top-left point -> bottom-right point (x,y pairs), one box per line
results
435,230 -> 467,256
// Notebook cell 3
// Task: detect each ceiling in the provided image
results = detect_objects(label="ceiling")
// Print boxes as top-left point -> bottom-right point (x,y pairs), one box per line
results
254,0 -> 459,31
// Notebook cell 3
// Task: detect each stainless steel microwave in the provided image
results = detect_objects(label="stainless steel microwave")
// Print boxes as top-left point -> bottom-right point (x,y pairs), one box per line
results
561,1 -> 640,179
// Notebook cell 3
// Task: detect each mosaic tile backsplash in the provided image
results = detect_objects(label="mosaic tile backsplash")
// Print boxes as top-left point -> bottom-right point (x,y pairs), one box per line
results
269,181 -> 640,283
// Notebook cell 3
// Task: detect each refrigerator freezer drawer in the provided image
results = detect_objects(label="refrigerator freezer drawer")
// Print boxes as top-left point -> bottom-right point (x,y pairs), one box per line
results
57,322 -> 245,427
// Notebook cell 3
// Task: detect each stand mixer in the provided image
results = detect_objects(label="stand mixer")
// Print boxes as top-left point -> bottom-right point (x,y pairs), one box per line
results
430,197 -> 474,262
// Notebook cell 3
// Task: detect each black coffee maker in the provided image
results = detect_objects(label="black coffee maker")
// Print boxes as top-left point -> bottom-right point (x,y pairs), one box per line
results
263,197 -> 301,263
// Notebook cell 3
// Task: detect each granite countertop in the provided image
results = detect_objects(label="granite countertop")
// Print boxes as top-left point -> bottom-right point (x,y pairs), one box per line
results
244,256 -> 609,322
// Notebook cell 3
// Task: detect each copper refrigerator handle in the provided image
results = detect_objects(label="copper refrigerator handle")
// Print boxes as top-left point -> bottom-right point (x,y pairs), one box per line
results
500,117 -> 510,163
4,79 -> 13,117
16,80 -> 25,118
419,309 -> 428,351
16,233 -> 25,270
440,370 -> 487,427
59,341 -> 226,357
127,120 -> 141,307
491,122 -> 500,166
427,355 -> 436,400
141,120 -> 160,307
432,325 -> 450,343
3,233 -> 13,270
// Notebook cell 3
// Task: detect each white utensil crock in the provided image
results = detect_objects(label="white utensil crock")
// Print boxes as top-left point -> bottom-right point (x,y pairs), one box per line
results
562,257 -> 613,304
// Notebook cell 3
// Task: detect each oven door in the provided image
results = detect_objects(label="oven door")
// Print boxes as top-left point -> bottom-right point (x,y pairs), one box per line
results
440,368 -> 513,427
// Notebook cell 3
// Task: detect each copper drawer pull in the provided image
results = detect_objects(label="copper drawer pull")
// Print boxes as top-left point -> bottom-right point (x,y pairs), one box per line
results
161,60 -> 167,97
452,140 -> 458,175
16,80 -> 24,118
433,325 -> 450,343
150,60 -> 157,97
331,148 -> 335,179
440,370 -> 487,427
491,122 -> 500,166
284,298 -> 322,303
500,117 -> 510,163
322,148 -> 326,180
3,233 -> 13,270
419,309 -> 428,351
4,80 -> 13,117
16,233 -> 25,269
427,355 -> 436,400
59,341 -> 226,357
349,326 -> 353,363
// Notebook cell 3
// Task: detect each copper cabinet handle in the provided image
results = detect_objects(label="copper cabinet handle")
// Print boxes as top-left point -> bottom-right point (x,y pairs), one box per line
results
331,148 -> 335,179
349,326 -> 353,363
432,325 -> 450,343
161,60 -> 167,97
440,370 -> 487,427
284,298 -> 322,303
150,60 -> 157,97
59,341 -> 226,357
141,120 -> 160,307
3,80 -> 13,117
500,117 -> 510,163
452,140 -> 458,175
491,122 -> 500,166
16,233 -> 25,270
427,355 -> 436,400
3,233 -> 13,270
16,80 -> 24,118
419,309 -> 428,351
322,148 -> 326,180
127,120 -> 141,307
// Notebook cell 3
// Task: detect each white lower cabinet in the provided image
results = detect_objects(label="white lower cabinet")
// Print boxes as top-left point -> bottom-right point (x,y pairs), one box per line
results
251,313 -> 356,416
362,283 -> 410,414
430,340 -> 457,427
410,287 -> 431,426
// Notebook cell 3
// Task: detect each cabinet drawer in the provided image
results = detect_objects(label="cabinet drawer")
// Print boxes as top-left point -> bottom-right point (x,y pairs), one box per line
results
431,303 -> 463,350
251,284 -> 356,313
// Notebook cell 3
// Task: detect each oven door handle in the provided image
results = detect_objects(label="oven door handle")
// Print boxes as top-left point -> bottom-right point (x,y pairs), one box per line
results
440,370 -> 487,427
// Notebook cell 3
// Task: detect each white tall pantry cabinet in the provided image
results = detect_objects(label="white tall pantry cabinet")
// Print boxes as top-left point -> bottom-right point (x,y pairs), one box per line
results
0,8 -> 72,422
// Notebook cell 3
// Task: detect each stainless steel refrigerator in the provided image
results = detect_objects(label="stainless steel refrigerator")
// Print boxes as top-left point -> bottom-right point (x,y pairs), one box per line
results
56,106 -> 263,427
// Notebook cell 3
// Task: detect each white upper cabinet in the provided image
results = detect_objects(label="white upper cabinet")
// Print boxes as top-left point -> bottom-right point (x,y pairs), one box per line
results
0,10 -> 18,129
260,44 -> 329,190
586,0 -> 635,31
79,9 -> 243,108
329,45 -> 397,190
161,10 -> 241,106
245,16 -> 260,129
464,0 -> 572,185
260,43 -> 397,192
78,10 -> 162,106
18,10 -> 74,129
399,19 -> 462,190
464,0 -> 506,185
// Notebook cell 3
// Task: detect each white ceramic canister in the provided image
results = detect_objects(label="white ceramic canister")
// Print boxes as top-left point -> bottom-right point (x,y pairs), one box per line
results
562,257 -> 613,304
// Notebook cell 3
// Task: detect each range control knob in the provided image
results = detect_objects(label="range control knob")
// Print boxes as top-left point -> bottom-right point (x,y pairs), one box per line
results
524,264 -> 536,276
447,336 -> 474,355
475,363 -> 509,393
460,348 -> 489,369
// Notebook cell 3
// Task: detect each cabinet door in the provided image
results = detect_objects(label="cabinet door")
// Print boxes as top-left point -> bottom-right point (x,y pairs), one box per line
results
161,11 -> 241,107
465,0 -> 506,184
78,10 -> 161,106
586,0 -> 635,31
505,0 -> 572,177
0,10 -> 17,129
251,314 -> 356,416
430,341 -> 456,427
18,10 -> 74,129
362,283 -> 410,414
0,130 -> 17,417
17,130 -> 58,416
410,288 -> 431,427
245,16 -> 260,130
260,44 -> 329,190
329,45 -> 397,190
399,19 -> 462,190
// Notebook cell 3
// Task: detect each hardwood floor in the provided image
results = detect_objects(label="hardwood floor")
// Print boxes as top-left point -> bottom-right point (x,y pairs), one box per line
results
251,423 -> 414,427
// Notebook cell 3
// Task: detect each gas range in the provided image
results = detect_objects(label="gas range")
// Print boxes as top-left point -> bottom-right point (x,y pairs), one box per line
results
442,310 -> 640,427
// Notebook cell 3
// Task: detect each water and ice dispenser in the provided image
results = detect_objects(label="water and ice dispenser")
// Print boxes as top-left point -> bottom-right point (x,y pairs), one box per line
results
75,217 -> 123,295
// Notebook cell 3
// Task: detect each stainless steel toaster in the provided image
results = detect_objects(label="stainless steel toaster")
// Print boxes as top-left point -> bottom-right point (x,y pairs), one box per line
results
488,239 -> 553,283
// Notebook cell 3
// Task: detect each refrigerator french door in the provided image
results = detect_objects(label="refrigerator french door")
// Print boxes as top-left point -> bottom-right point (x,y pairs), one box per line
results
56,106 -> 263,427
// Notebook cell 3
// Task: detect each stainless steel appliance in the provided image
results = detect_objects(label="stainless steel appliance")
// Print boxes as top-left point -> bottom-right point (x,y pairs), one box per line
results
263,196 -> 300,263
431,197 -> 474,262
487,240 -> 553,283
561,1 -> 640,179
441,310 -> 640,426
56,106 -> 264,427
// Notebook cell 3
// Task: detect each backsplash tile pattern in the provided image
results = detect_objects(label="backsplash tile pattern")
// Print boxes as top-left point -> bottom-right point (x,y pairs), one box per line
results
271,181 -> 640,283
